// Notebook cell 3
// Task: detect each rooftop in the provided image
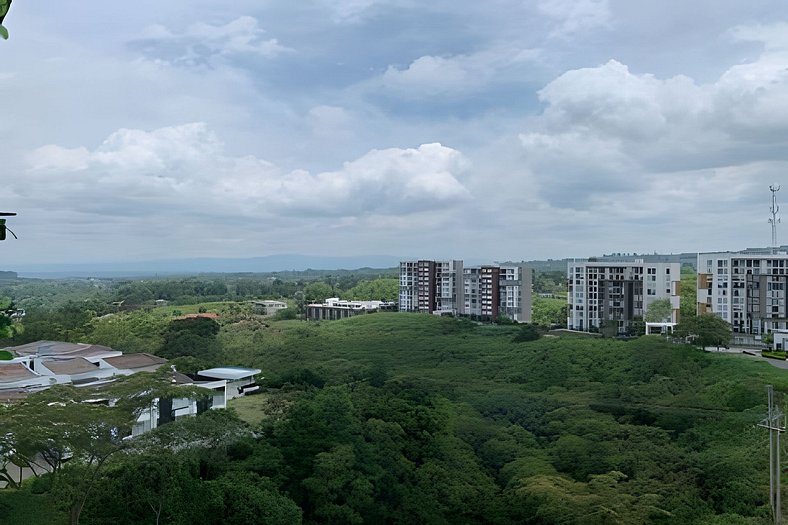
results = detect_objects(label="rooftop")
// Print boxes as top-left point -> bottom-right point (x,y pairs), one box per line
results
104,353 -> 167,371
41,358 -> 99,376
4,340 -> 118,359
198,366 -> 261,381
0,363 -> 36,383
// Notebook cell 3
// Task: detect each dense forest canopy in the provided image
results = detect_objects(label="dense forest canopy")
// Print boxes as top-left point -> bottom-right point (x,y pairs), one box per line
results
0,296 -> 783,524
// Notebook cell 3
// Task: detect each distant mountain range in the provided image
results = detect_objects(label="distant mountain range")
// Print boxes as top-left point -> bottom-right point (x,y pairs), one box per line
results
9,255 -> 406,278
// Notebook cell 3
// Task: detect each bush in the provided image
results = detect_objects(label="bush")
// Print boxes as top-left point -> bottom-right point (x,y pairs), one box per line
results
277,368 -> 326,389
274,308 -> 298,321
513,323 -> 541,342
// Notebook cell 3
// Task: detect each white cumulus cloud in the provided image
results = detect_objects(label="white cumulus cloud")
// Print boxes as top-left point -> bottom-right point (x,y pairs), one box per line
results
24,123 -> 470,220
519,25 -> 788,213
373,46 -> 539,98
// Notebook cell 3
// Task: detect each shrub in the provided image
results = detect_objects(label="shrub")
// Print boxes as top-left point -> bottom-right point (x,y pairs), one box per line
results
513,323 -> 541,343
274,308 -> 298,321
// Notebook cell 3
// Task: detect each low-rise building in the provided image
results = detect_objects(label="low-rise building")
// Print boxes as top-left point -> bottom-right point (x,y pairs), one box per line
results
0,341 -> 260,408
305,298 -> 393,321
0,341 -> 254,487
196,366 -> 262,399
253,300 -> 288,316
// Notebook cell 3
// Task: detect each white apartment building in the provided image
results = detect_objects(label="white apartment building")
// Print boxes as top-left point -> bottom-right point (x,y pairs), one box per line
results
697,252 -> 788,343
568,260 -> 680,334
399,260 -> 463,315
400,260 -> 532,323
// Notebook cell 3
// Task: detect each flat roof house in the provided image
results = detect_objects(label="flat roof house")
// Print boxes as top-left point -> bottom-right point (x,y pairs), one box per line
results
197,366 -> 262,399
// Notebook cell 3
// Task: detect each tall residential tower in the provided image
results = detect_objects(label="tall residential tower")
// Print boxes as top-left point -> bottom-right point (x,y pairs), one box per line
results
568,259 -> 680,334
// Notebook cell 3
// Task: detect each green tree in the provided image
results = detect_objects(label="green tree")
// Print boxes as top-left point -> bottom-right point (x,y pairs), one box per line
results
0,313 -> 21,338
304,282 -> 334,303
0,370 -> 209,524
160,317 -> 221,360
680,272 -> 697,321
345,279 -> 398,302
0,0 -> 12,40
302,445 -> 372,524
209,471 -> 302,525
532,297 -> 567,328
675,313 -> 731,349
628,316 -> 646,337
533,271 -> 567,296
645,298 -> 673,323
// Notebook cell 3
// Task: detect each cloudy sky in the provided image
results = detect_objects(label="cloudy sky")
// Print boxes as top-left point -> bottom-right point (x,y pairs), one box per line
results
3,1 -> 788,266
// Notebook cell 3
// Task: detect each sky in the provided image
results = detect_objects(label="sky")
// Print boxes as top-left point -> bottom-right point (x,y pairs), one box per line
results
3,1 -> 788,266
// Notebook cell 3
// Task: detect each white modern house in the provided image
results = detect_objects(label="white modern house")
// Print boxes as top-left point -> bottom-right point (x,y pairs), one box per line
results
129,369 -> 229,438
0,341 -> 261,407
196,366 -> 262,399
253,300 -> 288,316
0,341 -> 265,487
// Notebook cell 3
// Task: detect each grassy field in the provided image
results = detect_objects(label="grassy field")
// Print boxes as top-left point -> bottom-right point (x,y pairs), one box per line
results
218,312 -> 788,395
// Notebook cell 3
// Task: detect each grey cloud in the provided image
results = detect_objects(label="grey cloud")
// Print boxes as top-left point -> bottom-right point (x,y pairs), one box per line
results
537,0 -> 611,35
132,16 -> 291,67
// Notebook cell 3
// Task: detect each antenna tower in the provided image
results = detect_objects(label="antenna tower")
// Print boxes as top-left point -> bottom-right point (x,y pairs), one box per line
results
759,385 -> 785,525
770,185 -> 781,254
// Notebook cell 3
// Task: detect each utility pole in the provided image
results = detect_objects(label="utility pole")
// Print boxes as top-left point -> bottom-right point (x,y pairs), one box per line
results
759,385 -> 785,524
770,185 -> 781,254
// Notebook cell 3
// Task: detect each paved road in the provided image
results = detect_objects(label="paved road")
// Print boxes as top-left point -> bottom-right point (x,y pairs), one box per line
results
704,346 -> 788,369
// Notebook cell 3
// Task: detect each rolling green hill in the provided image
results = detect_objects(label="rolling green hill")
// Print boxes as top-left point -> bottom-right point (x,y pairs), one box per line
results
4,311 -> 784,524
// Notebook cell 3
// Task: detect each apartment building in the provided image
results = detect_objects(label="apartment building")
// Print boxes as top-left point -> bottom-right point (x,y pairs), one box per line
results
399,260 -> 464,315
400,260 -> 531,322
697,252 -> 788,343
568,260 -> 680,334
